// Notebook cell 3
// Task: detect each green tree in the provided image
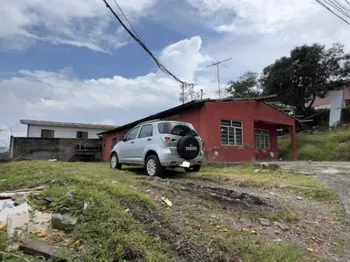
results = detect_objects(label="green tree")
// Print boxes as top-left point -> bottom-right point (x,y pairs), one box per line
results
260,43 -> 350,114
225,71 -> 262,98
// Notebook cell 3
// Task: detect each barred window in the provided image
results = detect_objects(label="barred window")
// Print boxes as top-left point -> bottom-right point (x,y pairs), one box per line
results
221,120 -> 243,146
255,129 -> 270,149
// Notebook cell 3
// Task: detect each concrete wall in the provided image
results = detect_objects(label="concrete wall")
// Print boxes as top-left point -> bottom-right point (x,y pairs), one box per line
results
11,137 -> 102,161
27,125 -> 109,139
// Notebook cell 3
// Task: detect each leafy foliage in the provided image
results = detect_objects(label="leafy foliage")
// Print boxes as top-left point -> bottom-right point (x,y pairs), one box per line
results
260,43 -> 350,114
225,71 -> 262,98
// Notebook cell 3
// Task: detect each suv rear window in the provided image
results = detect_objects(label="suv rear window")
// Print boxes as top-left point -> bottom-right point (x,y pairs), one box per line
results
158,122 -> 197,136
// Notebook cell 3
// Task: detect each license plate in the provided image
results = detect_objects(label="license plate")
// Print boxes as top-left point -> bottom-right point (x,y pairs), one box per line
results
180,161 -> 190,168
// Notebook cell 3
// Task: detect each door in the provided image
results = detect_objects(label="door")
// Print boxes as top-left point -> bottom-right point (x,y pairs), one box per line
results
134,124 -> 154,163
118,126 -> 140,162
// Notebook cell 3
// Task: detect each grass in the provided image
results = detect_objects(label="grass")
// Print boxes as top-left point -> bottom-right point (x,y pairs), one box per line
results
188,166 -> 339,203
278,130 -> 350,161
0,161 -> 175,262
0,161 -> 335,262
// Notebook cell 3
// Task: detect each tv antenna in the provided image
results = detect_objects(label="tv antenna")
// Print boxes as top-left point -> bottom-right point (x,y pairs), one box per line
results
207,57 -> 231,98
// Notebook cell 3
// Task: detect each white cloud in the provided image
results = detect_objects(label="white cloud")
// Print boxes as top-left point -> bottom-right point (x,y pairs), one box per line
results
0,36 -> 215,145
160,36 -> 212,82
186,0 -> 319,35
0,0 -> 155,52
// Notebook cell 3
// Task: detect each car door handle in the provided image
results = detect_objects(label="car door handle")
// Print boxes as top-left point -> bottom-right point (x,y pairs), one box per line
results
147,138 -> 152,141
130,141 -> 134,144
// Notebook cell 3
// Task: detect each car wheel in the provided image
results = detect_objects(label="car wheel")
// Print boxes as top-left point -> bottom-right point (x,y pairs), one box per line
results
145,155 -> 164,177
184,165 -> 201,173
110,153 -> 122,170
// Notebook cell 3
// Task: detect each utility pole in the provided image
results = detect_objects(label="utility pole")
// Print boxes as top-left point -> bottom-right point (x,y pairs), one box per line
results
179,83 -> 196,104
207,58 -> 231,98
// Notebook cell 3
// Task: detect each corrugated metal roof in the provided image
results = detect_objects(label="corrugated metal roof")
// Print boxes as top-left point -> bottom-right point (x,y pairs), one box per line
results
99,95 -> 286,135
20,119 -> 118,130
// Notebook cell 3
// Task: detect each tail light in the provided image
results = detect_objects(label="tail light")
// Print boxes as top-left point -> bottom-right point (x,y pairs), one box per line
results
163,136 -> 171,146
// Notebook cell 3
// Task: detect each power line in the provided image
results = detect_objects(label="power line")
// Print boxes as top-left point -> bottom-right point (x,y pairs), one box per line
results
316,0 -> 350,26
112,0 -> 141,39
325,0 -> 350,19
207,58 -> 231,98
102,0 -> 190,86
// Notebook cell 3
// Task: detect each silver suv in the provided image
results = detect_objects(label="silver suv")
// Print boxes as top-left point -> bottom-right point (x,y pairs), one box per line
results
110,120 -> 204,176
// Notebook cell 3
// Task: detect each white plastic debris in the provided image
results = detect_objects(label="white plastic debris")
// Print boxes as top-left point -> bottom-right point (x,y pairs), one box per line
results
0,201 -> 32,223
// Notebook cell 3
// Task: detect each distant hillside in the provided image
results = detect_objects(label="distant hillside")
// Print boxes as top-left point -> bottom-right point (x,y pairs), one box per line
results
278,130 -> 350,161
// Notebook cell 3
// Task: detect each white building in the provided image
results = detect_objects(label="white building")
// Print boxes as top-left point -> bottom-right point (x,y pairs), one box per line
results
20,119 -> 117,139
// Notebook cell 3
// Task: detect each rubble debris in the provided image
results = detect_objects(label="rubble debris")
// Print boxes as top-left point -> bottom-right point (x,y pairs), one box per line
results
19,239 -> 69,261
307,247 -> 316,253
51,214 -> 77,231
254,169 -> 261,173
259,218 -> 271,226
7,212 -> 30,238
274,222 -> 289,231
255,162 -> 281,171
44,197 -> 55,203
83,202 -> 88,210
28,212 -> 52,235
48,159 -> 57,162
160,197 -> 173,207
311,236 -> 323,243
296,196 -> 303,201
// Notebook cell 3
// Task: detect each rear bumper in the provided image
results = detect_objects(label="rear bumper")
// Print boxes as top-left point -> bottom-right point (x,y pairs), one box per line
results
158,149 -> 204,167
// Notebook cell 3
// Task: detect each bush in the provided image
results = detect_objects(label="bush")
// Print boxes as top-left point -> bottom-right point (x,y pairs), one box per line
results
278,131 -> 350,161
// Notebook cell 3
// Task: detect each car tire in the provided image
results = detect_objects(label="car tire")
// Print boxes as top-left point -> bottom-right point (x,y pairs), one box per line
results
145,155 -> 164,177
110,153 -> 122,170
184,165 -> 201,173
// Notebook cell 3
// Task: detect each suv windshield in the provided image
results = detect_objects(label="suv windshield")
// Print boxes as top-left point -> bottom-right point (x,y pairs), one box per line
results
158,122 -> 197,136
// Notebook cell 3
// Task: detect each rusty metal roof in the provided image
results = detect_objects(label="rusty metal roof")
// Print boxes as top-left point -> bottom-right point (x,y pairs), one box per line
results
20,119 -> 118,130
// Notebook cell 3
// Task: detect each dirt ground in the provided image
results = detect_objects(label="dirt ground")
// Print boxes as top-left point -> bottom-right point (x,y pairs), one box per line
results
128,165 -> 350,262
272,161 -> 350,216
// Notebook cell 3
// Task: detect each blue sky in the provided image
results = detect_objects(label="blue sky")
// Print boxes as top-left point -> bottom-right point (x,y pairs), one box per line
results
0,0 -> 349,146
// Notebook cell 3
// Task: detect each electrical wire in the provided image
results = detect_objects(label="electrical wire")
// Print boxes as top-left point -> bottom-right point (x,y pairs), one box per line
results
316,0 -> 350,26
112,0 -> 141,39
102,0 -> 190,86
324,0 -> 350,19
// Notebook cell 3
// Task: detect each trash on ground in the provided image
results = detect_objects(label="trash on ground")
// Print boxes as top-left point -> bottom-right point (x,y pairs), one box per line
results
160,197 -> 173,207
0,201 -> 32,223
274,222 -> 289,231
259,218 -> 271,226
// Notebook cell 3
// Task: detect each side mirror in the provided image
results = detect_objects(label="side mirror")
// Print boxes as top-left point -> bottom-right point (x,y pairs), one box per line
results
120,136 -> 125,142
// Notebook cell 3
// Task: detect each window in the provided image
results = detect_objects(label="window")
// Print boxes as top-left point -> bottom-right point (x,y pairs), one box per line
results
112,137 -> 117,147
158,122 -> 197,136
138,124 -> 153,138
221,120 -> 243,146
255,129 -> 270,149
76,131 -> 88,139
41,129 -> 54,138
125,127 -> 140,141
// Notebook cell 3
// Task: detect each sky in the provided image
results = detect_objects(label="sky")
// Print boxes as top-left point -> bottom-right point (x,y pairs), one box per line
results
0,0 -> 349,147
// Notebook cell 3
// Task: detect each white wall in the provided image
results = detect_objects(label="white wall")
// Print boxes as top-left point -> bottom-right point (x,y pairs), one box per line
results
27,125 -> 108,139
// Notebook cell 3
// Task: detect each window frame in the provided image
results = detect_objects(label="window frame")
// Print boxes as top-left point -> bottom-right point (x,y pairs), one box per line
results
41,129 -> 54,138
220,119 -> 243,146
112,137 -> 117,148
125,126 -> 140,141
138,124 -> 153,138
76,131 -> 88,139
255,128 -> 270,149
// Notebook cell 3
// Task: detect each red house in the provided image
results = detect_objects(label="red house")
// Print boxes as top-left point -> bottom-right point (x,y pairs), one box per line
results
100,97 -> 297,163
